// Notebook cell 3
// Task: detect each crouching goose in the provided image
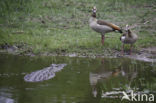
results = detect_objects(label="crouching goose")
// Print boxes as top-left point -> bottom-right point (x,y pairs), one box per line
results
120,25 -> 138,55
89,6 -> 122,45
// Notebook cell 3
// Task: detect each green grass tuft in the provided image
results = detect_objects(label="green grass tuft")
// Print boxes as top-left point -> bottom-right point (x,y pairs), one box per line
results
0,0 -> 155,55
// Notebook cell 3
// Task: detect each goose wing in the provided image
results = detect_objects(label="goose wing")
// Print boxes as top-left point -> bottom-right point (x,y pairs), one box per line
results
97,20 -> 122,33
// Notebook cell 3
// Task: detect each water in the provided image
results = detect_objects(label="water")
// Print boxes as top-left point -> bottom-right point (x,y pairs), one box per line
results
0,53 -> 155,103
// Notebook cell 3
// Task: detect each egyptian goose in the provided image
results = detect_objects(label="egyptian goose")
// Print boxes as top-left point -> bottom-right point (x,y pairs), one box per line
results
89,6 -> 122,45
120,25 -> 138,55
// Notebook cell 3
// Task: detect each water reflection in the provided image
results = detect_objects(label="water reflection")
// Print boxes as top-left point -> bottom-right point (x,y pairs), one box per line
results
0,96 -> 14,103
89,68 -> 126,98
89,58 -> 155,101
0,53 -> 155,103
0,88 -> 14,103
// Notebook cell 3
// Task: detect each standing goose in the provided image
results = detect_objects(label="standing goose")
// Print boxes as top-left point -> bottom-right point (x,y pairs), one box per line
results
120,25 -> 138,55
89,6 -> 122,45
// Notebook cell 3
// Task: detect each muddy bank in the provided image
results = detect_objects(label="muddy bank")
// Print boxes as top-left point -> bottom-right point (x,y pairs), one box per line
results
125,47 -> 156,62
0,44 -> 156,63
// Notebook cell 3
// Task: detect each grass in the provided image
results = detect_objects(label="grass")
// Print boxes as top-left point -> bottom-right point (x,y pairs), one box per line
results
0,0 -> 156,55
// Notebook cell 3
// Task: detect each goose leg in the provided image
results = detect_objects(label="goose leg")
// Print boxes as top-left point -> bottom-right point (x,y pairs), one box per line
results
101,34 -> 105,45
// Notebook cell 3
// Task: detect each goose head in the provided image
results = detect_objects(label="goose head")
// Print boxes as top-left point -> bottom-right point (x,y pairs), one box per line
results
91,6 -> 97,18
122,24 -> 131,36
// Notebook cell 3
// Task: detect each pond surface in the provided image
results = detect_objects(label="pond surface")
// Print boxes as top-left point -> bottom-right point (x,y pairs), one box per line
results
0,53 -> 155,103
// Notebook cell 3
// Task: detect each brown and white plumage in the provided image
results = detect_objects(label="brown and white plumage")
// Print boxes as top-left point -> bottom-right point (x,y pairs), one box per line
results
120,25 -> 138,55
89,6 -> 122,45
